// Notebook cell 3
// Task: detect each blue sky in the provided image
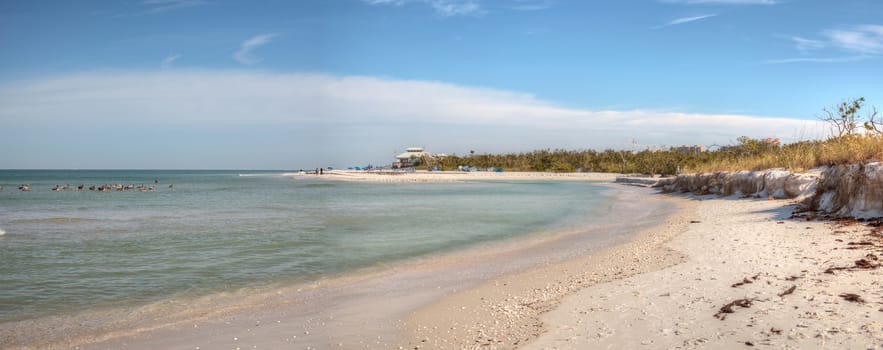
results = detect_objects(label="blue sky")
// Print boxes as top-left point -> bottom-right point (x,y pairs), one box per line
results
1,0 -> 881,169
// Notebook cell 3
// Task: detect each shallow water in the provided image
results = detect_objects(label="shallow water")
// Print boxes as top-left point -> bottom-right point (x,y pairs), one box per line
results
0,170 -> 614,323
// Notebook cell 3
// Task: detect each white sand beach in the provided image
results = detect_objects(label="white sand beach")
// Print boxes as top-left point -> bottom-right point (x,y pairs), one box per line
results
285,170 -> 621,183
8,179 -> 881,350
406,195 -> 883,349
525,196 -> 883,349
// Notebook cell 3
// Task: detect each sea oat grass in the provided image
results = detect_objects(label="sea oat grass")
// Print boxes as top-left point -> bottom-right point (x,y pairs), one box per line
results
683,136 -> 883,173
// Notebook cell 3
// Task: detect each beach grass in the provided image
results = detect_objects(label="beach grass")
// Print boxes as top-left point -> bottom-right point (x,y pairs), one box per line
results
685,135 -> 883,173
417,135 -> 883,175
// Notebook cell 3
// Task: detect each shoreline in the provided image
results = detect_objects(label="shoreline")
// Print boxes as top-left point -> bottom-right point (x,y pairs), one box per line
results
2,182 -> 673,350
405,187 -> 694,349
11,179 -> 870,349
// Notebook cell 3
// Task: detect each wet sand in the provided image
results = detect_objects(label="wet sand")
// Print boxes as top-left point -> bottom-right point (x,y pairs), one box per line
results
3,185 -> 675,349
405,190 -> 693,349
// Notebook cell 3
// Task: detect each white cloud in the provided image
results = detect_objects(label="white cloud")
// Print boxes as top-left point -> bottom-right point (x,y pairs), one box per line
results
657,14 -> 717,28
824,25 -> 883,55
0,71 -> 822,151
233,34 -> 275,65
161,54 -> 181,68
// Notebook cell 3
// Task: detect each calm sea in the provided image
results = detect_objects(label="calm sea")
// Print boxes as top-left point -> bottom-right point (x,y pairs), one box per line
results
0,170 -> 614,323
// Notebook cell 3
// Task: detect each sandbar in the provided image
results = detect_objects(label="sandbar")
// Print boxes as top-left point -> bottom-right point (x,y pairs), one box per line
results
285,170 -> 620,183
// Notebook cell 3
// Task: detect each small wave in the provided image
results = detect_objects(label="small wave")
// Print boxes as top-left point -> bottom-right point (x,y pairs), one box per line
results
301,183 -> 336,188
0,228 -> 5,236
238,173 -> 284,177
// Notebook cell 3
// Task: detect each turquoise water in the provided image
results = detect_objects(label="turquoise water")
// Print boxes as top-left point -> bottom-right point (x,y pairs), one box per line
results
0,170 -> 612,323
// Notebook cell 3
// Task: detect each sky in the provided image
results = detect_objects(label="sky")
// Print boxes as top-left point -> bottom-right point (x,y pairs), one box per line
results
1,0 -> 881,169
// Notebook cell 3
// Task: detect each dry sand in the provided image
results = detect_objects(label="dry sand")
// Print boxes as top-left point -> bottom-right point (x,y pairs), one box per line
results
523,196 -> 883,350
405,195 -> 883,350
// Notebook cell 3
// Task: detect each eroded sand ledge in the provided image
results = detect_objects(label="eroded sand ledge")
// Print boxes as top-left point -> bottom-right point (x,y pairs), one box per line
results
659,162 -> 883,219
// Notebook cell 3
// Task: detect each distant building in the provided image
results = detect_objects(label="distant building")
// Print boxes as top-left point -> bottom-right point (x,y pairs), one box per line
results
718,137 -> 781,153
761,138 -> 781,146
677,144 -> 705,154
394,147 -> 428,168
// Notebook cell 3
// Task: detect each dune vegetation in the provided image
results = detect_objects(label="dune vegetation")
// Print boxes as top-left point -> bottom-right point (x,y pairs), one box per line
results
423,98 -> 883,175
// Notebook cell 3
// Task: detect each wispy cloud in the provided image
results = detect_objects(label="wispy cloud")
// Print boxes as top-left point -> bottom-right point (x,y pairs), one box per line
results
363,0 -> 407,4
112,0 -> 205,17
362,0 -> 485,17
430,0 -> 484,17
233,34 -> 275,65
790,36 -> 826,52
656,14 -> 718,28
770,24 -> 883,64
142,0 -> 206,14
509,0 -> 554,11
161,54 -> 181,68
763,56 -> 867,65
824,25 -> 883,55
661,0 -> 776,4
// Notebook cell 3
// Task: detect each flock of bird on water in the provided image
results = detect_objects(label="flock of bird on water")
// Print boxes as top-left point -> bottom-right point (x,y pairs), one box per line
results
12,181 -> 173,193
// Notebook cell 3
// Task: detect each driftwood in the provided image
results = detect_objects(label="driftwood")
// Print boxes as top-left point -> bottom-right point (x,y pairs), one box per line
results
854,258 -> 879,269
714,298 -> 753,320
731,277 -> 753,288
839,293 -> 865,303
778,285 -> 796,297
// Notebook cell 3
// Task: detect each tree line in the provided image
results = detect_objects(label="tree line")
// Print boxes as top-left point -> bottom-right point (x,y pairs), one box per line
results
416,98 -> 882,175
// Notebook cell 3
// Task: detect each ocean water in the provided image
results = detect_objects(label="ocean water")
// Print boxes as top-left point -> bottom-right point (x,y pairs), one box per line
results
0,170 -> 613,323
